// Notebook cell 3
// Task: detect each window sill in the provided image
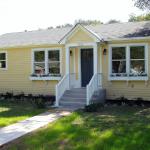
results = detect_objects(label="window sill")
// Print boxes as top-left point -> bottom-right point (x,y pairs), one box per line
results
29,76 -> 62,81
109,76 -> 149,81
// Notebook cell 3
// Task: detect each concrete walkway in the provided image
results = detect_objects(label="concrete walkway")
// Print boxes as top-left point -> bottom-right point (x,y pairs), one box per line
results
0,110 -> 71,147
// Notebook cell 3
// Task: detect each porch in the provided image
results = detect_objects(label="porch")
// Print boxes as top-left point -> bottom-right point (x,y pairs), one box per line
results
55,43 -> 103,107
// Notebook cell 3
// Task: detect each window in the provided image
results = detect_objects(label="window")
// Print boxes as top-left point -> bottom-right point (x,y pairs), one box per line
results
32,49 -> 61,77
130,46 -> 145,76
0,52 -> 7,69
34,51 -> 45,75
48,50 -> 60,75
112,47 -> 126,74
110,44 -> 148,80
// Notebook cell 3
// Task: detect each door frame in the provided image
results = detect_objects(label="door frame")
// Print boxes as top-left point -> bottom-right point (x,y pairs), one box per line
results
79,47 -> 94,87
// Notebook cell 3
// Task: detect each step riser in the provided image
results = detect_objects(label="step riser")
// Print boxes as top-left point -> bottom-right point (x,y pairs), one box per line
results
61,97 -> 86,101
60,103 -> 86,107
65,91 -> 86,95
62,94 -> 86,99
60,102 -> 86,105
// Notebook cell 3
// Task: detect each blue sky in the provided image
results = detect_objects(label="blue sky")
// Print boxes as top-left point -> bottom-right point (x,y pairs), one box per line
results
0,0 -> 145,34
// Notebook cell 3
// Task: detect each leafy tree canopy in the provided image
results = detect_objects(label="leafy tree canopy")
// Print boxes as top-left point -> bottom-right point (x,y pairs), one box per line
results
128,13 -> 150,22
107,19 -> 120,24
133,0 -> 150,10
74,19 -> 103,25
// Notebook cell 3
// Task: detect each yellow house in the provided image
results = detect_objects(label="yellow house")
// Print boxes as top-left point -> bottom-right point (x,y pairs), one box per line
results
0,21 -> 150,107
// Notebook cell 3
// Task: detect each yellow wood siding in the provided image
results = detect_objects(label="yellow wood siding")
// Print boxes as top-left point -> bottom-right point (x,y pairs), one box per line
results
102,41 -> 150,101
66,28 -> 95,44
0,45 -> 65,95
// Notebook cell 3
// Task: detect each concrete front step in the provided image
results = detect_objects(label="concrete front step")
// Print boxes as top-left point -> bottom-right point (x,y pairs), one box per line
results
61,96 -> 86,101
64,90 -> 86,95
59,88 -> 87,109
60,102 -> 86,108
60,101 -> 86,105
64,91 -> 86,96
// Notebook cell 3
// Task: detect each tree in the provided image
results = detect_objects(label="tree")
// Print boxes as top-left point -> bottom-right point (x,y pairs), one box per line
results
74,19 -> 103,25
128,13 -> 150,22
133,0 -> 150,10
107,19 -> 120,24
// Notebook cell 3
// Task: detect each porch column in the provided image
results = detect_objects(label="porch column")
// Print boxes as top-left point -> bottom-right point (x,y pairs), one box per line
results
94,43 -> 98,74
66,46 -> 70,74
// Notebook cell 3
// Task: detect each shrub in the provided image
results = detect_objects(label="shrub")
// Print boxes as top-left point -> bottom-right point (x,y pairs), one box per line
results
31,95 -> 46,109
84,103 -> 104,112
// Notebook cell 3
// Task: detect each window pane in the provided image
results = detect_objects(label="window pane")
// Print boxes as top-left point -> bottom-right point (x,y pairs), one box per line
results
112,47 -> 126,59
112,61 -> 126,73
49,62 -> 60,74
130,60 -> 145,75
0,61 -> 6,68
0,53 -> 6,60
34,63 -> 45,74
34,51 -> 45,62
48,50 -> 59,61
130,46 -> 144,59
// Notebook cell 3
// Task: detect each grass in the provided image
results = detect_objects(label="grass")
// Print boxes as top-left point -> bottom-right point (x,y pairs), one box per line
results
0,100 -> 46,127
5,105 -> 150,150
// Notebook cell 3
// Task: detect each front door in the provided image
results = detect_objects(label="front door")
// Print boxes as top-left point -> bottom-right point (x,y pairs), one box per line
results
81,48 -> 93,87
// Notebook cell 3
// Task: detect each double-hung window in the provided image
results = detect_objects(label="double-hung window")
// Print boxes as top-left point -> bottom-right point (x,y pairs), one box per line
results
34,51 -> 45,75
112,47 -> 126,75
32,49 -> 61,78
48,50 -> 60,75
130,46 -> 146,76
109,44 -> 148,80
0,52 -> 7,69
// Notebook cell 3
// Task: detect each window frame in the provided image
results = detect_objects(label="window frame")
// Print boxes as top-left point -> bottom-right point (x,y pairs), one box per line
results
109,43 -> 148,81
31,48 -> 62,80
0,51 -> 7,70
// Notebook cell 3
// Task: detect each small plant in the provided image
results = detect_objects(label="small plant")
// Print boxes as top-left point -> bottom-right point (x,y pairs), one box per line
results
135,97 -> 143,106
84,103 -> 104,112
31,95 -> 46,109
5,92 -> 13,100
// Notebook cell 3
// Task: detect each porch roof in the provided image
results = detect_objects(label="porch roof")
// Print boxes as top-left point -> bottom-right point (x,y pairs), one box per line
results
0,21 -> 150,48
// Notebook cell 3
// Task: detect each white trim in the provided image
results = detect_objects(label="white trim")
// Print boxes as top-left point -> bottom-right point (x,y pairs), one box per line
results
108,43 -> 149,81
65,46 -> 70,74
31,47 -> 62,79
109,76 -> 148,81
93,43 -> 98,74
29,76 -> 61,81
0,51 -> 8,70
66,42 -> 97,47
100,46 -> 102,74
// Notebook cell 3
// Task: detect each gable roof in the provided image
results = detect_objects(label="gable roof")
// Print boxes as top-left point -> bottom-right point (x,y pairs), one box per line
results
0,21 -> 150,48
59,23 -> 102,44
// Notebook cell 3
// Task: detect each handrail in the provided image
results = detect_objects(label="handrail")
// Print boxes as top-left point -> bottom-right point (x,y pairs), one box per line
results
55,73 -> 76,107
86,73 -> 102,105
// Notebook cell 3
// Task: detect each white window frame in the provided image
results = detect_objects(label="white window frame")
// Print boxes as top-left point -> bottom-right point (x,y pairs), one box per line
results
0,51 -> 8,70
30,48 -> 62,81
109,43 -> 148,81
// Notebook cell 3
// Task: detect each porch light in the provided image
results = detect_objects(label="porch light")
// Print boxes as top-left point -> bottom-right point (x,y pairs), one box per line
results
103,49 -> 107,55
70,50 -> 73,56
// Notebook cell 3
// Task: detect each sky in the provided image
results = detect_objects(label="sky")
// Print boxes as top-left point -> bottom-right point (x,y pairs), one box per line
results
0,0 -> 145,35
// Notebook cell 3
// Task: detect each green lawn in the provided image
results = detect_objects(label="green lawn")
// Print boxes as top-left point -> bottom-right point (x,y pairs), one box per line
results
0,101 -> 46,127
6,105 -> 150,150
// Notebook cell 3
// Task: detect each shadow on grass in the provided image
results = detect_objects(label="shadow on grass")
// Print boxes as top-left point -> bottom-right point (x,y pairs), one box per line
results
5,105 -> 150,150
